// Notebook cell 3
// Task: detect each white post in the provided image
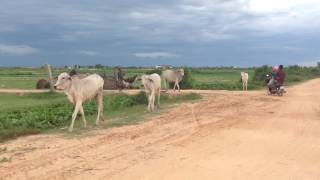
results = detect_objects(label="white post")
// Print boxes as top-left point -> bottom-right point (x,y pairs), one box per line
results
46,64 -> 54,92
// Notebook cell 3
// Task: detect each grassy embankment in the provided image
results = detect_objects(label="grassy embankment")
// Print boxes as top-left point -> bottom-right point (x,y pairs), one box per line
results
0,92 -> 200,142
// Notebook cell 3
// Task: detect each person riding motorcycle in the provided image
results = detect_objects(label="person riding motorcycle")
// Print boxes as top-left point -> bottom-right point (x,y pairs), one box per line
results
267,65 -> 286,95
275,65 -> 286,87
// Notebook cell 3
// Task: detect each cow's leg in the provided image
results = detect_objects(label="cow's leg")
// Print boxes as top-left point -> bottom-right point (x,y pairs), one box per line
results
147,93 -> 151,111
157,88 -> 160,108
242,82 -> 245,91
173,81 -> 177,91
246,82 -> 248,91
148,94 -> 152,111
69,101 -> 81,132
79,105 -> 86,128
149,94 -> 153,111
176,80 -> 181,92
96,90 -> 104,125
150,91 -> 155,111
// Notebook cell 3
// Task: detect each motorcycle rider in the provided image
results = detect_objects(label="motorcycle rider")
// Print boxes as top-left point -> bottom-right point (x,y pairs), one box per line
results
267,65 -> 286,94
275,65 -> 286,87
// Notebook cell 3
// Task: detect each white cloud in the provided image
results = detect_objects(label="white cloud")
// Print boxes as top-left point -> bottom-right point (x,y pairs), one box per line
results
248,0 -> 320,13
133,52 -> 179,59
298,60 -> 319,67
249,45 -> 306,52
282,46 -> 305,52
0,44 -> 38,55
199,29 -> 235,40
245,0 -> 320,34
129,11 -> 157,19
78,50 -> 98,56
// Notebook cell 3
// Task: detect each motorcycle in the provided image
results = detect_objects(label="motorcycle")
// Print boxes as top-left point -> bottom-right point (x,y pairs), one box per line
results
265,74 -> 286,96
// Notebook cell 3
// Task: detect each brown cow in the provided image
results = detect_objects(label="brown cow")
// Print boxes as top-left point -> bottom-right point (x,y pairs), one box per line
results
36,79 -> 50,89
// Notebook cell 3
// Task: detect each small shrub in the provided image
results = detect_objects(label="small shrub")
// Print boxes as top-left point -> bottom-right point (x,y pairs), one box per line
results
252,65 -> 271,82
132,91 -> 148,105
145,69 -> 162,75
180,68 -> 194,89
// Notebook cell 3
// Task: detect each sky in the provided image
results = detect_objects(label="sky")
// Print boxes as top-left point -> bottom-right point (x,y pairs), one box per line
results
0,0 -> 320,67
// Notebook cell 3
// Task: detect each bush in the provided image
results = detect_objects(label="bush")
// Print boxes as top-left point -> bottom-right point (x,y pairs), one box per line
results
105,92 -> 148,110
145,69 -> 162,75
180,68 -> 194,89
252,65 -> 271,82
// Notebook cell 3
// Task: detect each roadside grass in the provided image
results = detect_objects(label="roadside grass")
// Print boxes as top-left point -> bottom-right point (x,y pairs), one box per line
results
0,92 -> 201,142
0,146 -> 10,164
0,147 -> 7,153
0,157 -> 11,163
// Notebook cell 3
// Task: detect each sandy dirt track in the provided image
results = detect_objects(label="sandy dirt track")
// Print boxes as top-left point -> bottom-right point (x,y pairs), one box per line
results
1,79 -> 320,180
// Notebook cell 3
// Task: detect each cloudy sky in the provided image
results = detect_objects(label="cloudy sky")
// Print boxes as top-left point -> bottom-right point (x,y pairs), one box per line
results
0,0 -> 320,67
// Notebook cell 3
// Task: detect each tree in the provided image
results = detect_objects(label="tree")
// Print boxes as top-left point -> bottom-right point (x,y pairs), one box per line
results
95,64 -> 103,69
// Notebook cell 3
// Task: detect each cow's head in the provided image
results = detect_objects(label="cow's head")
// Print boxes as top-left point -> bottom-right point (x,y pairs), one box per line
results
54,72 -> 72,90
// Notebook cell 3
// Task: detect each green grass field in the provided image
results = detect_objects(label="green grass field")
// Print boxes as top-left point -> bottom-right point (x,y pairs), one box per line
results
0,67 -> 149,89
3,66 -> 319,91
0,67 -> 257,90
189,68 -> 261,90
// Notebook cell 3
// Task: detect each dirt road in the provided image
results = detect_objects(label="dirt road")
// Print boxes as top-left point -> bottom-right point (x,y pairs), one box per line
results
1,79 -> 320,180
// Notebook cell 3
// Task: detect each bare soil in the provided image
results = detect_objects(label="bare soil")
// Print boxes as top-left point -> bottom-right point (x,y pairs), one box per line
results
1,79 -> 320,180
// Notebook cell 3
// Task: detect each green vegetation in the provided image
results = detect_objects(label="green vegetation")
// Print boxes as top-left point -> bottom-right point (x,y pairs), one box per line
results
252,65 -> 320,86
285,65 -> 320,84
1,65 -> 320,90
0,92 -> 201,142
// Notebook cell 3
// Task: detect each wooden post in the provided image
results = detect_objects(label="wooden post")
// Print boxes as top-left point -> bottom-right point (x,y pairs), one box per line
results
46,64 -> 54,92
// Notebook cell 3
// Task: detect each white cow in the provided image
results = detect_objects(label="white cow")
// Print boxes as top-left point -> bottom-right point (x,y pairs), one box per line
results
141,73 -> 161,112
162,69 -> 184,91
240,72 -> 249,91
54,72 -> 104,132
